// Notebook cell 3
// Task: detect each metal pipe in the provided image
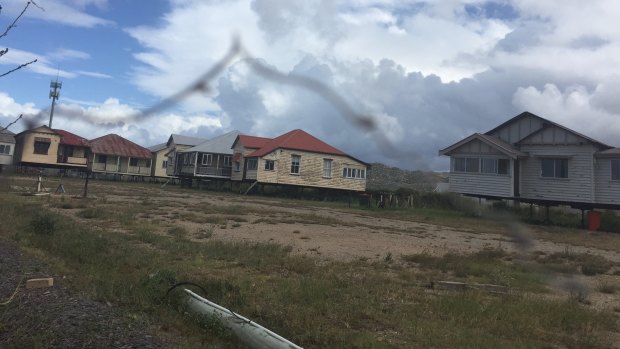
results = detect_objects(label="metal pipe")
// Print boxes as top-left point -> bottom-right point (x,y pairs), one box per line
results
184,289 -> 303,349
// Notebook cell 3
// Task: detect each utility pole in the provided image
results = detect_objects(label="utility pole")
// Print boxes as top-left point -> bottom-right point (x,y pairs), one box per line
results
48,77 -> 62,128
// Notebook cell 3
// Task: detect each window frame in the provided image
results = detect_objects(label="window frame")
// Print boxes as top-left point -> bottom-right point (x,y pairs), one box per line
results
129,158 -> 139,167
202,153 -> 212,166
246,158 -> 258,170
223,156 -> 231,167
342,167 -> 366,179
290,155 -> 300,174
540,158 -> 568,179
323,159 -> 332,178
33,140 -> 51,155
0,144 -> 10,155
162,160 -> 168,169
611,159 -> 620,181
264,159 -> 275,171
453,157 -> 480,173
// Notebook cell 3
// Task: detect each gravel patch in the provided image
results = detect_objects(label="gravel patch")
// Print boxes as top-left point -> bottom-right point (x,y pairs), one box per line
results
0,239 -> 166,348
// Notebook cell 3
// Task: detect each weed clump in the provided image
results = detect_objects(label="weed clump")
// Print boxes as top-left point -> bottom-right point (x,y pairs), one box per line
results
30,212 -> 56,235
168,226 -> 188,239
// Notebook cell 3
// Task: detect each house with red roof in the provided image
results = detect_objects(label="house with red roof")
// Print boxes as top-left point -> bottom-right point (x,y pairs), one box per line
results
13,125 -> 89,169
89,134 -> 152,176
231,129 -> 369,192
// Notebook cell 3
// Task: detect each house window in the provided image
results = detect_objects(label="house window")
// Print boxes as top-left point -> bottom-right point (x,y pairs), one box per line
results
541,158 -> 568,178
342,167 -> 366,179
264,159 -> 275,171
454,157 -> 479,173
246,158 -> 258,170
498,159 -> 509,175
611,159 -> 620,181
234,161 -> 240,172
0,144 -> 10,154
291,155 -> 300,174
481,158 -> 509,175
224,156 -> 231,166
202,153 -> 212,166
323,159 -> 332,178
145,159 -> 151,168
97,154 -> 107,163
33,140 -> 51,155
129,158 -> 139,167
162,160 -> 168,169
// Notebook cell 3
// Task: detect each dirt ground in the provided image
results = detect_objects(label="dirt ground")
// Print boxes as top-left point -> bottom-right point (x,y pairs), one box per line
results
8,176 -> 620,317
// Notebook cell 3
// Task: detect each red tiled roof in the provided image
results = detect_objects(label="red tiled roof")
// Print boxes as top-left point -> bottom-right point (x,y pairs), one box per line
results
54,129 -> 90,147
89,134 -> 152,158
247,129 -> 347,158
237,135 -> 271,149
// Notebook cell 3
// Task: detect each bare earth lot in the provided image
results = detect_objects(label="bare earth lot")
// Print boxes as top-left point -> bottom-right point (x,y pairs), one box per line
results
3,175 -> 620,347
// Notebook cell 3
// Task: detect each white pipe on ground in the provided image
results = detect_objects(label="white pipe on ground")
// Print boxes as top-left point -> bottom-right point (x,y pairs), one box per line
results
184,289 -> 303,349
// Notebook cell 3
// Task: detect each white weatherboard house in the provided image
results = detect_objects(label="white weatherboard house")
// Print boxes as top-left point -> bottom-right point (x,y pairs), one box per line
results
439,112 -> 620,209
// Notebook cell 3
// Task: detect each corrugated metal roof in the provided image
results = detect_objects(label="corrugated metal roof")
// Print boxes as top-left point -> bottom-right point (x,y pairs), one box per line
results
596,148 -> 620,157
488,111 -> 611,149
236,135 -> 271,149
167,134 -> 207,147
247,129 -> 347,158
0,129 -> 15,144
438,133 -> 527,159
89,134 -> 152,158
148,142 -> 168,152
54,129 -> 90,147
180,130 -> 241,155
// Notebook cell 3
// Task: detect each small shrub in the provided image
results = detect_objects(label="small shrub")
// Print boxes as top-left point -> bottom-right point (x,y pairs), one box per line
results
30,212 -> 56,235
168,226 -> 188,239
383,252 -> 393,263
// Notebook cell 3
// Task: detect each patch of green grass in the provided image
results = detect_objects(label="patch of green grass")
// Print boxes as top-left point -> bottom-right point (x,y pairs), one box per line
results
402,248 -> 545,291
537,250 -> 615,276
168,226 -> 189,239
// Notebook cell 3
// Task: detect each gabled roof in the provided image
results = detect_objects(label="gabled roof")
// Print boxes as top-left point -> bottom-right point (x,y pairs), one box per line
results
15,125 -> 56,137
54,129 -> 90,147
166,134 -> 207,147
89,134 -> 152,158
0,129 -> 15,144
148,142 -> 168,152
180,130 -> 241,155
233,135 -> 272,150
487,111 -> 611,149
247,129 -> 348,158
596,148 -> 620,158
438,133 -> 527,159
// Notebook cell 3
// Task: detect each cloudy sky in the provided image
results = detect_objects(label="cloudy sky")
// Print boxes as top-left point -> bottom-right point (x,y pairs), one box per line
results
1,0 -> 619,170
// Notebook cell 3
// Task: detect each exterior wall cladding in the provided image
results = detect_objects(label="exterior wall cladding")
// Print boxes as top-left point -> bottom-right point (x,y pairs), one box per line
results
439,112 -> 620,208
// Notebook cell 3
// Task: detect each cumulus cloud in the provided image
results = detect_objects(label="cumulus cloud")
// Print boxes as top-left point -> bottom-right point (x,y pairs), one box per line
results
6,0 -> 620,171
512,79 -> 620,146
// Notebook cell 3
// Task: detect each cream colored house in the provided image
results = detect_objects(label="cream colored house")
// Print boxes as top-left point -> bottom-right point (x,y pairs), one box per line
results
13,126 -> 89,169
148,143 -> 170,178
164,134 -> 208,176
89,134 -> 152,176
232,129 -> 369,192
0,129 -> 15,167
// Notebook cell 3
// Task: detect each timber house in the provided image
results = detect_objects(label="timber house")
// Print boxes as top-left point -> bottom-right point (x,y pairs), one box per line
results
439,112 -> 620,209
232,129 -> 369,192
